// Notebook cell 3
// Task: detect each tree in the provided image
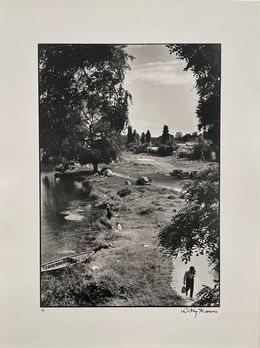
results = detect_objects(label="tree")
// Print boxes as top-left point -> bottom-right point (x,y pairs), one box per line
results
157,145 -> 174,156
141,132 -> 146,144
145,130 -> 151,144
126,126 -> 139,144
78,138 -> 117,173
167,44 -> 220,156
161,125 -> 170,144
181,133 -> 191,143
132,129 -> 140,143
175,132 -> 182,142
39,44 -> 133,164
127,125 -> 133,143
191,132 -> 198,141
159,165 -> 220,305
159,165 -> 219,266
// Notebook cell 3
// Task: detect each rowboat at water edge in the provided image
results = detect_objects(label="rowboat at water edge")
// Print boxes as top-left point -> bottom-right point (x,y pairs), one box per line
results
41,250 -> 95,273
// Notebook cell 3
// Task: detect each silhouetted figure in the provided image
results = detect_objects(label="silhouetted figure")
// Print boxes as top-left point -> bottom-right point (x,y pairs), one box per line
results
106,204 -> 113,220
183,266 -> 196,299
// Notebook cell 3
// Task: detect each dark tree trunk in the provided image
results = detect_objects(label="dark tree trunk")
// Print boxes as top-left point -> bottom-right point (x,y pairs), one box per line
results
93,163 -> 98,173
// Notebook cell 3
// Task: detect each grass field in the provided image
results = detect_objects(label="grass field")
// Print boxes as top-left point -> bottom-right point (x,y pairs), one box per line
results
41,152 -> 212,306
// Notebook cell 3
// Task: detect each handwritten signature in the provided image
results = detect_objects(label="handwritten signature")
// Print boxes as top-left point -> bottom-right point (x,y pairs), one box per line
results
181,308 -> 218,318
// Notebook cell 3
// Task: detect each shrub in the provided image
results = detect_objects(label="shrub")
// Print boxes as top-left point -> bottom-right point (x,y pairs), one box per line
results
147,147 -> 158,155
89,193 -> 99,200
193,282 -> 220,307
167,194 -> 176,199
138,203 -> 155,215
135,144 -> 148,154
177,149 -> 192,159
82,180 -> 92,195
188,141 -> 212,161
41,267 -> 117,307
117,188 -> 132,197
157,145 -> 176,157
96,217 -> 112,229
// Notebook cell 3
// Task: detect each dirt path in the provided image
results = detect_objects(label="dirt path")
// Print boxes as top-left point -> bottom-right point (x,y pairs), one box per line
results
123,152 -> 212,172
171,254 -> 217,306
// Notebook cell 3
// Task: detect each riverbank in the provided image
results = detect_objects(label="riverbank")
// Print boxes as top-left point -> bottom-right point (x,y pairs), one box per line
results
41,153 -> 212,306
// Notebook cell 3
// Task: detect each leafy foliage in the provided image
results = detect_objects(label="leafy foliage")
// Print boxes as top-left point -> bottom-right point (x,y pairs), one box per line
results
117,188 -> 132,197
41,266 -> 127,307
167,44 -> 220,150
78,138 -> 117,172
157,145 -> 175,156
39,44 -> 133,160
176,132 -> 198,143
127,125 -> 133,143
162,125 -> 170,144
188,139 -> 213,161
132,129 -> 140,143
159,165 -> 220,272
126,126 -> 140,144
141,132 -> 146,144
135,143 -> 149,154
193,281 -> 220,307
145,130 -> 151,143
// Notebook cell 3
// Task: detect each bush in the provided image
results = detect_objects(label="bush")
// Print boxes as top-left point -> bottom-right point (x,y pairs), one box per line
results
135,144 -> 148,154
157,145 -> 175,157
138,203 -> 155,215
188,141 -> 212,161
117,188 -> 132,197
177,150 -> 190,159
147,147 -> 158,155
82,180 -> 92,195
96,217 -> 112,229
41,267 -> 125,306
193,282 -> 220,306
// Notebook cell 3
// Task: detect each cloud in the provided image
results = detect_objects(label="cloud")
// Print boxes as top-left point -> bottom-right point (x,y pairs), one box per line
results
125,60 -> 195,86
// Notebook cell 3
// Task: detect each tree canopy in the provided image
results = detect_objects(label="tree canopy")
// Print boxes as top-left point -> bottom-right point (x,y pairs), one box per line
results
140,132 -> 146,144
159,165 -> 220,271
145,130 -> 151,143
39,44 -> 133,161
78,138 -> 117,173
162,124 -> 170,144
126,125 -> 133,143
167,44 -> 220,150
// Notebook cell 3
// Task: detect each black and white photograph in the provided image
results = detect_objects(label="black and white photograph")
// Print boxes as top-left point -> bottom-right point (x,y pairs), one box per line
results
2,1 -> 260,347
39,43 -> 220,307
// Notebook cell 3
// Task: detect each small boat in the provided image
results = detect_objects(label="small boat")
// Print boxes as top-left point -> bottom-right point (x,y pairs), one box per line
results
41,251 -> 95,273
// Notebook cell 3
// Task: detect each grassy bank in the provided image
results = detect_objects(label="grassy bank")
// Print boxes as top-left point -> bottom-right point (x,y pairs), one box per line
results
41,154 -> 209,306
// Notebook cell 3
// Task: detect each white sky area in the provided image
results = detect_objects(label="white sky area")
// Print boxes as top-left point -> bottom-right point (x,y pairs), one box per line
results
124,45 -> 199,137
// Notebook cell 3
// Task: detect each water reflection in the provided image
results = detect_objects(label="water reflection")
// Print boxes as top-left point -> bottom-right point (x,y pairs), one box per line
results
41,170 -> 102,263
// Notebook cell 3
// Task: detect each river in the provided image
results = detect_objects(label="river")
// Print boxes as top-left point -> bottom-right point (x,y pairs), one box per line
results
41,169 -> 102,263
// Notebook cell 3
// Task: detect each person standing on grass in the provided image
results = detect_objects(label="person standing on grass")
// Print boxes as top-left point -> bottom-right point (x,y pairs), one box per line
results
106,204 -> 113,220
183,266 -> 196,299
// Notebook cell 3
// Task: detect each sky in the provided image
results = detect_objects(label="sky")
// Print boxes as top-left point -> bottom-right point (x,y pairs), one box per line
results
123,45 -> 199,137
